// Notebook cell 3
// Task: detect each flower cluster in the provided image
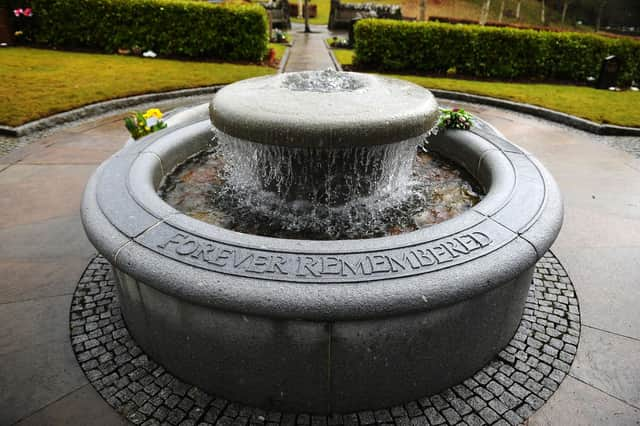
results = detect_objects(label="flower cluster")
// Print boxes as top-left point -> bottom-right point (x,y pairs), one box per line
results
12,7 -> 33,40
124,108 -> 167,140
329,37 -> 350,48
438,108 -> 473,130
270,29 -> 288,44
13,8 -> 33,17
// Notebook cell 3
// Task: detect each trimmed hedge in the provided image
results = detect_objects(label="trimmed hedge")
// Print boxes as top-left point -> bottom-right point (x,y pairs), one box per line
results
30,0 -> 269,61
354,19 -> 640,85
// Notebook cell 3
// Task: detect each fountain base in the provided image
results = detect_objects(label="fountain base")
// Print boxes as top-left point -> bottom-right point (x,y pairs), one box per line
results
81,114 -> 562,413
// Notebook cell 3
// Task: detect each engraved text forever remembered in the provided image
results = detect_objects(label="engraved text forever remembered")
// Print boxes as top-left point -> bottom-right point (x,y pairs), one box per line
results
156,232 -> 493,281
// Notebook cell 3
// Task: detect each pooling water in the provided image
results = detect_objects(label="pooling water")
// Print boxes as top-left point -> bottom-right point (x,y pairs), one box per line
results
159,137 -> 483,240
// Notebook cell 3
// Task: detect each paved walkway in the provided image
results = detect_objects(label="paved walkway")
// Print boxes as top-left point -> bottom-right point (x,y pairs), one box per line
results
284,24 -> 338,72
1,28 -> 639,426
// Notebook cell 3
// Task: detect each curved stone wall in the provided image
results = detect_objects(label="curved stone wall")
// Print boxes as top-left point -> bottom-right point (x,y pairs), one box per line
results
81,116 -> 563,413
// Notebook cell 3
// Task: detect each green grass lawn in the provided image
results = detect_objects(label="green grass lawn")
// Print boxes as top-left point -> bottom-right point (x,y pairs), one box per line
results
290,0 -> 331,25
331,49 -> 639,127
0,47 -> 279,127
269,43 -> 288,61
333,48 -> 356,66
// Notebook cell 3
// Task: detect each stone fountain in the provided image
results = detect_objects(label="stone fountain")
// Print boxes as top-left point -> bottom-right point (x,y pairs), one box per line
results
81,71 -> 562,413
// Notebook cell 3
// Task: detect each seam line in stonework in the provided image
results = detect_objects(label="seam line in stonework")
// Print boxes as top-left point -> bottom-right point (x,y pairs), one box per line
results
10,383 -> 89,425
581,323 -> 640,343
517,235 -> 540,258
134,213 -> 179,240
113,240 -> 134,263
0,213 -> 82,231
568,375 -> 640,411
0,291 -> 76,306
485,215 -> 540,257
140,151 -> 165,177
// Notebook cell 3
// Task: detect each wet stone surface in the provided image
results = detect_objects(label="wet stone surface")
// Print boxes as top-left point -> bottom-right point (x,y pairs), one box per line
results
71,252 -> 580,426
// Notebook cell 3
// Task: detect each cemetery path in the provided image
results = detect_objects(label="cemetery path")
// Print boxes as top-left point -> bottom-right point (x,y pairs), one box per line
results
283,23 -> 339,72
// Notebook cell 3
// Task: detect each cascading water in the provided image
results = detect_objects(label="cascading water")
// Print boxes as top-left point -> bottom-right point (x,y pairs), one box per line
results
161,70 -> 482,240
160,141 -> 481,240
217,131 -> 420,205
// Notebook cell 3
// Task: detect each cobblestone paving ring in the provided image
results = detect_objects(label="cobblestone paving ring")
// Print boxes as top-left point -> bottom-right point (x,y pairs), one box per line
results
71,252 -> 580,426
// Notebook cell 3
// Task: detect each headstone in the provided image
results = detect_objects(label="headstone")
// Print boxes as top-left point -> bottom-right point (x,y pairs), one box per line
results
596,55 -> 621,89
349,17 -> 362,47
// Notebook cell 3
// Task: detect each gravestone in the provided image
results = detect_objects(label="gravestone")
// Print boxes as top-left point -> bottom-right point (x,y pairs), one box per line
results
597,55 -> 621,89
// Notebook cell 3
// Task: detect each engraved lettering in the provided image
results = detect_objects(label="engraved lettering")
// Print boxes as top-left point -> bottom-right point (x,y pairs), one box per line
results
296,256 -> 321,277
414,248 -> 437,267
445,240 -> 469,256
233,250 -> 254,268
441,242 -> 460,258
321,257 -> 341,275
246,255 -> 269,273
371,255 -> 391,273
157,233 -> 188,250
387,252 -> 419,271
430,246 -> 453,263
190,243 -> 217,263
458,234 -> 480,250
453,237 -> 471,253
153,229 -> 495,281
266,255 -> 289,275
210,248 -> 233,267
342,256 -> 372,276
470,232 -> 492,247
176,240 -> 199,256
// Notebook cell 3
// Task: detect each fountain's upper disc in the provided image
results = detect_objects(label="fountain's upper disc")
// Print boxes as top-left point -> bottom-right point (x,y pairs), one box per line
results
210,70 -> 440,148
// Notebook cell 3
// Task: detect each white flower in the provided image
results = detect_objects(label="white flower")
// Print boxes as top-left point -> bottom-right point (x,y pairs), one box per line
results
143,50 -> 157,58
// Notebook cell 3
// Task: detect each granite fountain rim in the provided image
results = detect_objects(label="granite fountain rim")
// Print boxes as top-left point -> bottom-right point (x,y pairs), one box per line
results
80,114 -> 563,321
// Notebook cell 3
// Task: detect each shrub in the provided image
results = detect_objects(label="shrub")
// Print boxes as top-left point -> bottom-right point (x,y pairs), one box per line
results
30,0 -> 269,61
354,19 -> 640,85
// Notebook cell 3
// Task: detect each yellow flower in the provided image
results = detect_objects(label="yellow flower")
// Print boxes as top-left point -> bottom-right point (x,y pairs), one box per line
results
14,31 -> 23,36
143,108 -> 163,120
145,126 -> 150,131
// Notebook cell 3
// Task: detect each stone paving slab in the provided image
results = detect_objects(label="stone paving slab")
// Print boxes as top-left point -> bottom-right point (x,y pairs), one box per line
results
0,340 -> 88,425
284,24 -> 337,72
14,384 -> 128,426
528,376 -> 640,425
561,247 -> 640,339
0,295 -> 72,356
0,165 -> 97,228
570,325 -> 640,408
0,257 -> 88,304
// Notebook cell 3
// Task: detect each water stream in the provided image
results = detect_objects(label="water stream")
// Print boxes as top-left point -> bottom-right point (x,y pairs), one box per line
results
160,137 -> 483,240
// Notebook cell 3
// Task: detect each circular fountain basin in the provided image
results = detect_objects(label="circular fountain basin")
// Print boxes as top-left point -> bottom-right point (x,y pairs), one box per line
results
81,76 -> 563,414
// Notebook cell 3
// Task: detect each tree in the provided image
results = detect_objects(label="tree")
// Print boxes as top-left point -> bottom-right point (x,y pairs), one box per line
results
515,0 -> 521,20
419,0 -> 428,21
540,0 -> 546,24
561,0 -> 573,24
595,0 -> 608,31
479,0 -> 491,25
304,0 -> 311,32
498,0 -> 505,22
